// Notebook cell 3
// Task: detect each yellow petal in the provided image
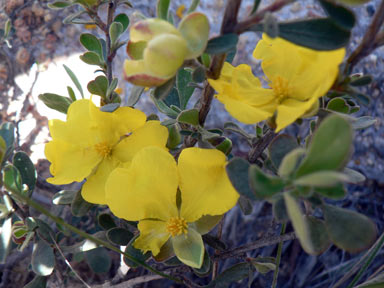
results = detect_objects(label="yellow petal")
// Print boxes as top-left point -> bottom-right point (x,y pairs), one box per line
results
113,120 -> 169,163
49,99 -> 95,146
178,148 -> 239,222
81,157 -> 120,204
45,140 -> 100,184
275,97 -> 319,132
217,93 -> 275,124
88,101 -> 146,146
105,147 -> 179,221
133,220 -> 170,256
253,35 -> 301,83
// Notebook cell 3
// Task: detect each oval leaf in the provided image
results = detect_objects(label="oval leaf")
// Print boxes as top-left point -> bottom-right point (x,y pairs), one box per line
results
32,240 -> 55,276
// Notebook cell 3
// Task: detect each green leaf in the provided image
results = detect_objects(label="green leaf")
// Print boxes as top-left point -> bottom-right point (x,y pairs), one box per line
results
79,33 -> 103,58
32,240 -> 55,276
61,232 -> 105,253
349,75 -> 372,86
157,0 -> 171,20
63,65 -> 84,98
106,78 -> 118,98
226,157 -> 255,200
52,190 -> 77,205
284,193 -> 315,254
114,14 -> 129,32
177,68 -> 195,109
269,134 -> 299,170
177,109 -> 199,126
0,136 -> 6,164
205,34 -> 239,55
0,217 -> 12,264
351,116 -> 377,130
202,234 -> 227,251
294,171 -> 350,187
154,77 -> 176,100
71,190 -> 94,217
98,213 -> 116,230
318,0 -> 355,30
34,219 -> 55,244
303,215 -> 331,255
4,19 -> 11,39
166,124 -> 181,149
251,260 -> 276,274
13,152 -> 36,195
23,275 -> 47,288
150,92 -> 179,118
314,183 -> 346,199
109,22 -> 124,46
123,235 -> 151,268
0,122 -> 15,161
171,228 -> 204,268
80,51 -> 103,66
251,0 -> 262,14
296,115 -> 353,177
67,86 -> 76,102
343,167 -> 365,183
278,148 -> 306,178
193,215 -> 222,235
209,262 -> 250,288
87,75 -> 108,98
48,1 -> 73,9
106,227 -> 134,246
100,103 -> 120,112
38,93 -> 72,114
192,66 -> 206,83
277,18 -> 350,50
187,0 -> 200,13
263,13 -> 279,38
249,165 -> 285,199
355,272 -> 384,288
85,247 -> 111,274
323,204 -> 377,253
193,250 -> 211,277
272,196 -> 288,222
3,164 -> 22,193
327,97 -> 350,113
127,86 -> 145,107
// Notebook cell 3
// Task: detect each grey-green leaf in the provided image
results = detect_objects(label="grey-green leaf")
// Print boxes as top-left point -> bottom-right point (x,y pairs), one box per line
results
80,51 -> 103,66
85,247 -> 111,274
209,262 -> 250,288
13,152 -> 36,195
106,227 -> 134,246
177,109 -> 199,126
157,0 -> 171,20
80,33 -> 103,58
87,75 -> 108,97
71,190 -> 93,217
52,190 -> 77,205
296,115 -> 353,177
177,68 -> 195,109
32,240 -> 55,276
249,165 -> 285,199
226,157 -> 255,200
269,134 -> 299,170
319,0 -> 355,30
205,34 -> 239,55
38,93 -> 72,114
63,65 -> 84,98
114,14 -> 129,32
23,276 -> 47,288
323,204 -> 377,253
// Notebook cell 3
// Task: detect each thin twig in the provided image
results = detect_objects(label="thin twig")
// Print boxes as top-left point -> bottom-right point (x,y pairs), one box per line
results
214,232 -> 296,260
51,237 -> 91,288
248,130 -> 276,163
106,0 -> 117,84
234,0 -> 293,34
271,223 -> 286,288
346,0 -> 384,70
212,215 -> 225,280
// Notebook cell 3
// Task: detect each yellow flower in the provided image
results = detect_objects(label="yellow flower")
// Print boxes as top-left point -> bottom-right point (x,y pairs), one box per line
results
124,13 -> 209,87
105,146 -> 238,268
176,4 -> 186,19
45,99 -> 168,204
208,34 -> 345,132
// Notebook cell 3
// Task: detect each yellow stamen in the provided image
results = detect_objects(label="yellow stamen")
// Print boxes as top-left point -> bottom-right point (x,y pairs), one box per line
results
166,217 -> 188,237
271,76 -> 291,102
176,5 -> 186,19
94,142 -> 112,157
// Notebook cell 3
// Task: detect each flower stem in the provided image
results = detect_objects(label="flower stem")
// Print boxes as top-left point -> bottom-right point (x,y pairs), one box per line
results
271,223 -> 286,288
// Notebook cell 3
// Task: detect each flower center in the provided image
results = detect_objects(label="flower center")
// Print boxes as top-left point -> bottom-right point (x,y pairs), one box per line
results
271,76 -> 291,102
166,217 -> 188,237
94,142 -> 112,157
